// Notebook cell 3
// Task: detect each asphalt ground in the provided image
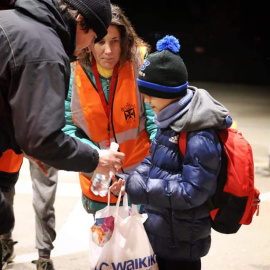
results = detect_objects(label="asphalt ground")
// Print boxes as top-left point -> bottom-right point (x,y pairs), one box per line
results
5,81 -> 270,270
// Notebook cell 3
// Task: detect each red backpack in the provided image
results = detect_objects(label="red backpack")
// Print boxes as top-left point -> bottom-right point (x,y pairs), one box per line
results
179,128 -> 260,234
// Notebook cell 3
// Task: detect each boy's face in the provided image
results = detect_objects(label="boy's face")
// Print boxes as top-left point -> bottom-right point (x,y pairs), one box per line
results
143,94 -> 179,114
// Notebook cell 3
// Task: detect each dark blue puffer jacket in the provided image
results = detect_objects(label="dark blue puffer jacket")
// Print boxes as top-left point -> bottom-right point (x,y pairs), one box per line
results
126,127 -> 222,261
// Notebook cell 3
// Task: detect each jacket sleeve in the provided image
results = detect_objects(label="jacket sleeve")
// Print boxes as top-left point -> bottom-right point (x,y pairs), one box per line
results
126,130 -> 221,210
144,103 -> 157,142
125,154 -> 152,204
0,190 -> 14,235
9,61 -> 99,173
62,70 -> 99,152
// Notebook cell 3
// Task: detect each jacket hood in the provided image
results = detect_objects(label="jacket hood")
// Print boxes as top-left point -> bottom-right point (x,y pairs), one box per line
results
171,86 -> 232,132
15,0 -> 75,57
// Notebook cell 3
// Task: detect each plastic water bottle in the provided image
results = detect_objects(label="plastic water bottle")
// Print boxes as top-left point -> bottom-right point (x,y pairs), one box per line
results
91,173 -> 106,196
91,142 -> 119,197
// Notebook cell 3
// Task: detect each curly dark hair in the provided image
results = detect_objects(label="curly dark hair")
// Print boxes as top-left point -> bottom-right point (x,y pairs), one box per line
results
78,4 -> 151,70
110,4 -> 150,68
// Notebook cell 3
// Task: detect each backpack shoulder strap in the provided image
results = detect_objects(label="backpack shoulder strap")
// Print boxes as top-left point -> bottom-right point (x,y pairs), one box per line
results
179,131 -> 188,156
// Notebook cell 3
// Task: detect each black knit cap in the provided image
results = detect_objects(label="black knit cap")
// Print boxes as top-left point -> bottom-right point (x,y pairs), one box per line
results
64,0 -> 112,42
138,35 -> 188,99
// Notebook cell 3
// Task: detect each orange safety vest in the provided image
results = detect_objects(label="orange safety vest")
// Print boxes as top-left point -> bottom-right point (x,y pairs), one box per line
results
0,149 -> 23,176
72,53 -> 151,204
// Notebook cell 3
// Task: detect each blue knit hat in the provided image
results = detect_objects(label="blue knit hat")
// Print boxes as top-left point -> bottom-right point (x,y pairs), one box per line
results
138,35 -> 188,99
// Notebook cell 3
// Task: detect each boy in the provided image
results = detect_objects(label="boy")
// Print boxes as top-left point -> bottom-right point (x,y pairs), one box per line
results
125,35 -> 233,270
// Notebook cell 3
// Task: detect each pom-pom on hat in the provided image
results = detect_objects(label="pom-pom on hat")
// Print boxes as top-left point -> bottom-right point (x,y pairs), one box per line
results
137,35 -> 188,99
64,0 -> 112,42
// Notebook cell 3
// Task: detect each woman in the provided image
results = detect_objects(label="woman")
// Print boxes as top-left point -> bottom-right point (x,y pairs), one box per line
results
63,4 -> 157,213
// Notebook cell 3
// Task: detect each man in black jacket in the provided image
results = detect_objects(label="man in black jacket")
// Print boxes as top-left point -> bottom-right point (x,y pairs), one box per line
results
0,1 -> 125,269
0,0 -> 124,177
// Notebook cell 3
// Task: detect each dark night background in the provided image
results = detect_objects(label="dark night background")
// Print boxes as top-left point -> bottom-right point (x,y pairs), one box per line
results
112,0 -> 269,86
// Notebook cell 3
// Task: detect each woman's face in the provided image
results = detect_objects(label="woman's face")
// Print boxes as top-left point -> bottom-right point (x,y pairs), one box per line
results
92,25 -> 121,69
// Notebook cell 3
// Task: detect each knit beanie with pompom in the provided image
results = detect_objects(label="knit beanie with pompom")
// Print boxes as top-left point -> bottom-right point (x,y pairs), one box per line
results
137,35 -> 188,99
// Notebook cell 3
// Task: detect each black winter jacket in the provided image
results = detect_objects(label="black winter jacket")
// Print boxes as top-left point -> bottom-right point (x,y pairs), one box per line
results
0,0 -> 98,174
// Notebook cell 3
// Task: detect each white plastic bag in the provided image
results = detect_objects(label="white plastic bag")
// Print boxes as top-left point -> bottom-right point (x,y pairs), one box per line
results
89,191 -> 130,269
90,191 -> 159,270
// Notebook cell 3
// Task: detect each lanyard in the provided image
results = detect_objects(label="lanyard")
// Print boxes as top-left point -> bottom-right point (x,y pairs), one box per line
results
92,58 -> 119,147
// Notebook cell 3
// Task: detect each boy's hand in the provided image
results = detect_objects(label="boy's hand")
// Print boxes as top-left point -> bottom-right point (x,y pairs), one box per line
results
111,177 -> 125,196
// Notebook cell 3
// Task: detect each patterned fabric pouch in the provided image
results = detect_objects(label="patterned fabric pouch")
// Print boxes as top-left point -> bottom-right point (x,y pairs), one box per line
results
91,216 -> 115,247
90,190 -> 129,247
